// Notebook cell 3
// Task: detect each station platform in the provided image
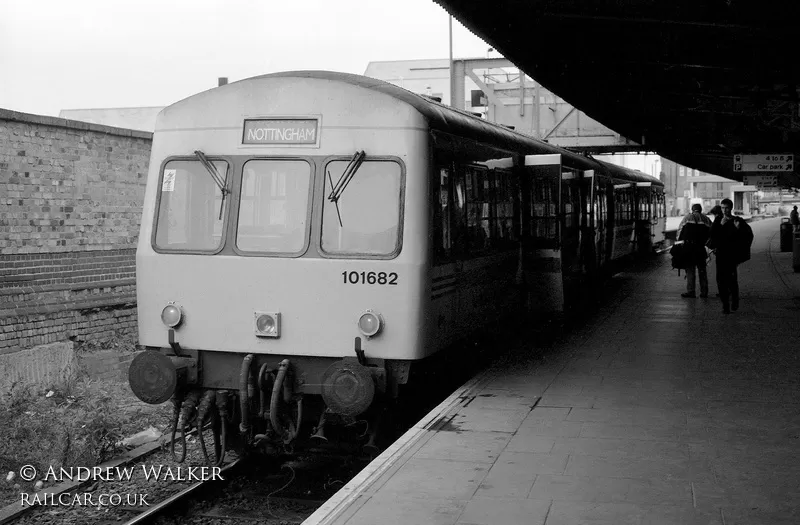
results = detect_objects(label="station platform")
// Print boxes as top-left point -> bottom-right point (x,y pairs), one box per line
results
304,218 -> 800,525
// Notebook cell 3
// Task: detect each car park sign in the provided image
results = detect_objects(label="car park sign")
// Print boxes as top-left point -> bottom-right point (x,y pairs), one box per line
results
733,154 -> 794,172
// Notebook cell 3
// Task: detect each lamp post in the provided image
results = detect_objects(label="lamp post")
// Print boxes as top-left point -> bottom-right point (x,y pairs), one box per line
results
449,15 -> 454,107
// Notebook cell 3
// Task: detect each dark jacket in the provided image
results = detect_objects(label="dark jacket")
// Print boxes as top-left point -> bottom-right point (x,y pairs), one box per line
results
678,214 -> 710,264
709,215 -> 753,264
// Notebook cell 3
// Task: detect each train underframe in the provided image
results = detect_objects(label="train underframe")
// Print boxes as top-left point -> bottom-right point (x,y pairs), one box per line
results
128,345 -> 411,465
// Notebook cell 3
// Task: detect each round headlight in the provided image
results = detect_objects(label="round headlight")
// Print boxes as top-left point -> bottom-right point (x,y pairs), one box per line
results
357,311 -> 382,337
161,304 -> 182,328
256,314 -> 276,334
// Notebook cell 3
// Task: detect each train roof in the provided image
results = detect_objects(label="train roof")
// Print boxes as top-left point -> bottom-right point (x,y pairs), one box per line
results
190,70 -> 663,187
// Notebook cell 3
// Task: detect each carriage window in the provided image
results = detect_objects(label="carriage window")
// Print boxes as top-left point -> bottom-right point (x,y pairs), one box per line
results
615,188 -> 634,224
154,159 -> 228,251
595,188 -> 606,230
530,177 -> 558,247
236,160 -> 311,254
638,192 -> 651,220
562,176 -> 579,230
452,168 -> 467,255
493,169 -> 517,250
434,167 -> 452,260
466,166 -> 492,254
321,159 -> 402,256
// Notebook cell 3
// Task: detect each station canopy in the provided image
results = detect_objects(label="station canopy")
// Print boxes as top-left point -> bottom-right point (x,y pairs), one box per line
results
435,0 -> 800,187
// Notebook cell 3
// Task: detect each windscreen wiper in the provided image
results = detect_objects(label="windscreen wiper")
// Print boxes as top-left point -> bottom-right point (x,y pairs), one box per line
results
327,170 -> 343,228
327,150 -> 366,227
194,150 -> 229,219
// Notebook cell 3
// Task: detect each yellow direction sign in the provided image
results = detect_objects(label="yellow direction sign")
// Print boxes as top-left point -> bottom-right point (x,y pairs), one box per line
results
733,154 -> 794,172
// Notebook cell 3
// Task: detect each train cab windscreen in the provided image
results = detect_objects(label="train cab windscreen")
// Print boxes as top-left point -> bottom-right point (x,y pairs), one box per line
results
236,160 -> 312,254
321,159 -> 402,256
154,159 -> 229,251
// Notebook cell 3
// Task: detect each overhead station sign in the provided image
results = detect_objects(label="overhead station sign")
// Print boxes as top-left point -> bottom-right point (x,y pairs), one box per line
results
242,118 -> 319,145
742,174 -> 779,189
733,154 -> 794,172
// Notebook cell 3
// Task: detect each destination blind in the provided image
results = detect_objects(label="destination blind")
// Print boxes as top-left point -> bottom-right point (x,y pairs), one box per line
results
242,119 -> 318,145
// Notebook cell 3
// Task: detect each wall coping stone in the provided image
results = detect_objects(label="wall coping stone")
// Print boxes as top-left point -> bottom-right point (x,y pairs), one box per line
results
0,278 -> 136,297
0,108 -> 153,140
0,293 -> 136,319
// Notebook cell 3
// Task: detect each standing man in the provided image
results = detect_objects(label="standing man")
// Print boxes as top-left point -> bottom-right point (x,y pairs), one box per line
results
708,198 -> 749,314
676,203 -> 712,298
790,205 -> 799,231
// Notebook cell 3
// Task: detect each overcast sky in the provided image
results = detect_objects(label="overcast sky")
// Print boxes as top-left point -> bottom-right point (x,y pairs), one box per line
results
0,0 -> 493,117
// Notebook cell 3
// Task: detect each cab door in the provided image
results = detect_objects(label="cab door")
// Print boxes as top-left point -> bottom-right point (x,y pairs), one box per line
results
650,187 -> 668,249
521,154 -> 564,313
560,168 -> 582,277
611,183 -> 635,260
634,183 -> 654,254
593,178 -> 610,271
580,170 -> 598,279
430,163 -> 464,349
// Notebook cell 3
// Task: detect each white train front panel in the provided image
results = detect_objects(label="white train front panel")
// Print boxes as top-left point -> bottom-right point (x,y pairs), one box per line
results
136,76 -> 432,361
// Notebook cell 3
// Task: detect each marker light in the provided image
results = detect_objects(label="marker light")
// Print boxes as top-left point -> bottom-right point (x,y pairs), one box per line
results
254,312 -> 281,338
357,310 -> 383,338
161,304 -> 182,328
257,315 -> 275,333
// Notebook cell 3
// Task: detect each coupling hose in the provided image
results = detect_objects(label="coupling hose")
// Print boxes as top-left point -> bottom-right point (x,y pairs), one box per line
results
239,354 -> 254,435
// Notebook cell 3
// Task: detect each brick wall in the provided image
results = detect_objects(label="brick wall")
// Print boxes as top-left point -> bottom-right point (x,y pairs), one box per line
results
76,348 -> 136,382
0,109 -> 152,353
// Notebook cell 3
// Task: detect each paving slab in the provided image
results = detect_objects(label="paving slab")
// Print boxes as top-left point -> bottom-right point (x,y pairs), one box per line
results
456,497 -> 551,525
343,494 -> 467,525
375,457 -> 488,500
413,430 -> 512,464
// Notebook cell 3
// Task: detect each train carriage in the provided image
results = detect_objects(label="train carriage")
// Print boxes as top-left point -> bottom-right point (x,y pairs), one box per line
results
128,71 -> 664,459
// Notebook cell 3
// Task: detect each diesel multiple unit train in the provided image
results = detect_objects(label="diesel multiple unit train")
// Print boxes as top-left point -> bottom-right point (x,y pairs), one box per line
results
128,71 -> 665,462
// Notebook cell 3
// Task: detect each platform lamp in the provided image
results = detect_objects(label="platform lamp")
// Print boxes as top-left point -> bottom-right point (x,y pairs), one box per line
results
449,15 -> 454,107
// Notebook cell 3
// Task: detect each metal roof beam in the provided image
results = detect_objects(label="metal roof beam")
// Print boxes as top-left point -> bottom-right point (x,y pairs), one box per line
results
538,12 -> 757,30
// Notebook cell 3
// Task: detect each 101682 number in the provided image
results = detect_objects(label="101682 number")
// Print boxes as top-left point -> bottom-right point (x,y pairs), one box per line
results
342,271 -> 398,285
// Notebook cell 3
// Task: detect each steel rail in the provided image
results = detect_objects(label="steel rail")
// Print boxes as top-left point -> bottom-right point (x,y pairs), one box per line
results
0,428 -> 202,525
119,458 -> 241,525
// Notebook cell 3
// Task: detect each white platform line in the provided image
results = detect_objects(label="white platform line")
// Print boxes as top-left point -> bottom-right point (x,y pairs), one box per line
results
302,369 -> 496,525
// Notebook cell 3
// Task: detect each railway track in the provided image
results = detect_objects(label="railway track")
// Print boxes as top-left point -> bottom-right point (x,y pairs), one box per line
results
6,325 -> 519,525
2,426 -> 235,525
115,458 -> 242,525
4,440 -> 371,525
115,451 -> 371,525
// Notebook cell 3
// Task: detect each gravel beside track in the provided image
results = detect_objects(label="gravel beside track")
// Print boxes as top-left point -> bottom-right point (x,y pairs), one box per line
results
9,428 -> 236,525
149,453 -> 370,525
